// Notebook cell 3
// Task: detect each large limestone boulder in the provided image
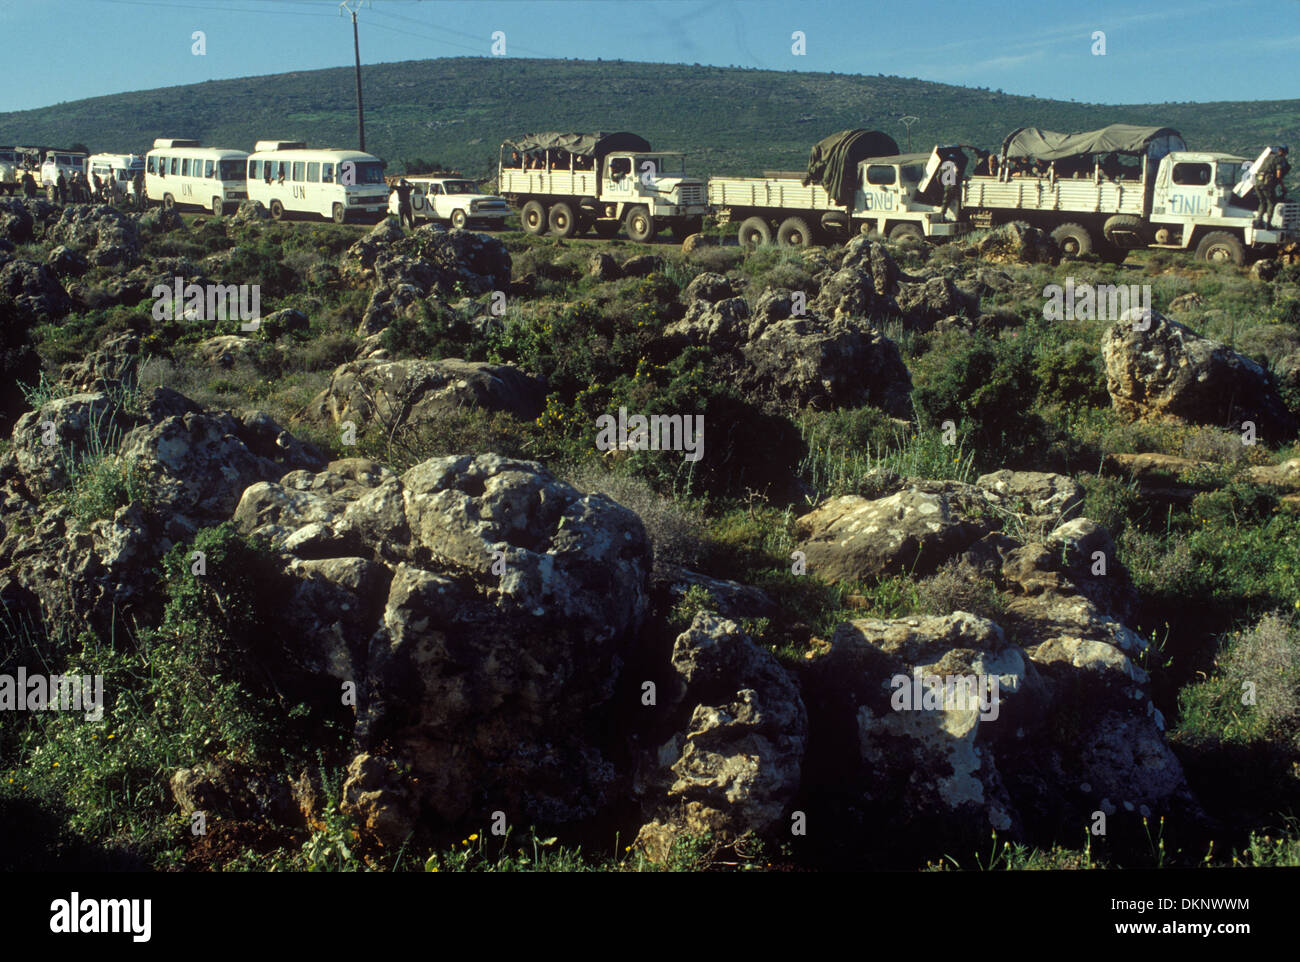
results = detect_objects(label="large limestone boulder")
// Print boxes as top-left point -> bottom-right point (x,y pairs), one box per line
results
1102,308 -> 1297,440
636,613 -> 807,860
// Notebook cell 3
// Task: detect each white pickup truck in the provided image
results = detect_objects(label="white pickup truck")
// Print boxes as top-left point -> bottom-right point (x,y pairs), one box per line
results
398,176 -> 511,229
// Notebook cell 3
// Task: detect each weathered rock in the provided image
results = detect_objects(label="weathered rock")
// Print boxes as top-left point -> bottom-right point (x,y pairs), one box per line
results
49,204 -> 140,268
636,613 -> 807,860
1102,308 -> 1296,440
340,753 -> 419,848
653,564 -> 778,621
683,271 -> 733,304
169,760 -> 303,826
232,454 -> 653,827
895,275 -> 976,332
136,206 -> 183,235
976,470 -> 1084,525
587,252 -> 620,281
794,483 -> 993,583
976,222 -> 1060,265
45,245 -> 89,278
681,233 -> 717,253
230,199 -> 270,224
308,357 -> 546,428
0,197 -> 35,245
0,259 -> 70,321
195,334 -> 263,368
620,254 -> 662,278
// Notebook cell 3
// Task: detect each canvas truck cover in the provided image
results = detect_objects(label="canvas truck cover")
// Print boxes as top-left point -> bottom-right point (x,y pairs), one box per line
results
506,131 -> 652,157
802,129 -> 900,208
1000,124 -> 1185,161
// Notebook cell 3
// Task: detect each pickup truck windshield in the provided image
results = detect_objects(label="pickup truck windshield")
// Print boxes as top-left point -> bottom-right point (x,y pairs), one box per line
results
442,180 -> 478,194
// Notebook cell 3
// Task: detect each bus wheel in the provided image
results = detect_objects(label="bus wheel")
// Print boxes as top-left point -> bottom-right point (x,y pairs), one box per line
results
888,222 -> 925,246
625,206 -> 656,243
332,203 -> 347,224
211,196 -> 224,217
451,209 -> 467,229
162,194 -> 175,211
270,200 -> 285,221
521,200 -> 547,235
1050,222 -> 1093,258
548,202 -> 578,238
1195,230 -> 1245,266
777,216 -> 814,248
738,216 -> 772,249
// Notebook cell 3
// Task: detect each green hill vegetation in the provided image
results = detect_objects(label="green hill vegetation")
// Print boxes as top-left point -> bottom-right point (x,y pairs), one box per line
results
2,57 -> 1298,178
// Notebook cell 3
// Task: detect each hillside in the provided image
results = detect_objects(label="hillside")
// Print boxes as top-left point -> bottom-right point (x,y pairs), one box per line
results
2,57 -> 1298,177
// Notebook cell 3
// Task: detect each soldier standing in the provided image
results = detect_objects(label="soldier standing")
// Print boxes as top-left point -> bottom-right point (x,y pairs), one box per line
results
939,150 -> 968,222
55,170 -> 68,204
1256,146 -> 1290,228
134,169 -> 146,210
396,178 -> 415,229
21,169 -> 36,199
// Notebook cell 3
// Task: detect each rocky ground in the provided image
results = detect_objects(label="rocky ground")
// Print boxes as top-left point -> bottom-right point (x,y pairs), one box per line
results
1,198 -> 1299,871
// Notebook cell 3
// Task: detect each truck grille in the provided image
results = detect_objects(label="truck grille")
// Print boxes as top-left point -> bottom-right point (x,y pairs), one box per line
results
677,183 -> 706,205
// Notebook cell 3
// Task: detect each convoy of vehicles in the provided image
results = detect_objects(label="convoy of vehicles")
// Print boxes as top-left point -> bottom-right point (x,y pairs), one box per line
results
2,123 -> 1293,263
497,131 -> 709,241
245,140 -> 388,223
145,139 -> 249,215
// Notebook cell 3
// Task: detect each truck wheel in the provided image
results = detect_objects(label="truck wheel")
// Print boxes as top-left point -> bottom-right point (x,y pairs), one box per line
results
270,199 -> 285,221
777,216 -> 814,248
451,209 -> 467,229
672,215 -> 704,241
1050,222 -> 1093,258
625,206 -> 656,242
332,203 -> 347,224
888,223 -> 925,246
1195,230 -> 1245,266
163,193 -> 175,211
1103,215 -> 1146,250
521,200 -> 548,235
738,216 -> 772,248
593,220 -> 619,239
548,202 -> 578,238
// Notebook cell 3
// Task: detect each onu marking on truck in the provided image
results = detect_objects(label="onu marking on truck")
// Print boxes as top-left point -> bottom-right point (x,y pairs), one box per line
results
1168,193 -> 1208,216
861,191 -> 895,211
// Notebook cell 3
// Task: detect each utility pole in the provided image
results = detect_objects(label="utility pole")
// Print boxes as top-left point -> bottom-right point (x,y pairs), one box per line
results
900,116 -> 919,153
340,1 -> 367,150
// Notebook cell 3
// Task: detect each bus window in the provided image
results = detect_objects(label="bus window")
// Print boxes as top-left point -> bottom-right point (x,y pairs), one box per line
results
292,161 -> 305,182
307,162 -> 320,182
181,158 -> 190,176
169,158 -> 180,176
147,156 -> 157,174
322,163 -> 334,184
204,160 -> 214,178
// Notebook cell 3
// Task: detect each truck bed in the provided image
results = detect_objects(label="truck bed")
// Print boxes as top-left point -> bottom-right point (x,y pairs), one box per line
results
963,174 -> 1146,216
499,169 -> 599,197
707,175 -> 837,212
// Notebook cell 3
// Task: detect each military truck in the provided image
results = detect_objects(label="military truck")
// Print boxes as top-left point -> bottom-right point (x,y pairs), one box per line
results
707,130 -> 968,247
963,124 -> 1298,265
497,131 -> 708,241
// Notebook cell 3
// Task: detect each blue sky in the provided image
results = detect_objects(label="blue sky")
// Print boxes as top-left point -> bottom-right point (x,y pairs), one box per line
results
0,0 -> 1296,113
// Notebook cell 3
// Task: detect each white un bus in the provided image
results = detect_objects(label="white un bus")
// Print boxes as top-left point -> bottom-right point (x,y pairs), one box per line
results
244,141 -> 388,223
145,139 -> 249,215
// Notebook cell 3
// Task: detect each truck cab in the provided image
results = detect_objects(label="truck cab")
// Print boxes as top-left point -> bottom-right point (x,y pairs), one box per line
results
852,152 -> 967,241
1146,151 -> 1298,257
599,151 -> 708,220
40,149 -> 89,188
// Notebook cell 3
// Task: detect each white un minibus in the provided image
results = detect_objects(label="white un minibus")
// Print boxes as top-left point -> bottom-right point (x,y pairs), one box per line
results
145,138 -> 249,215
244,141 -> 388,223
